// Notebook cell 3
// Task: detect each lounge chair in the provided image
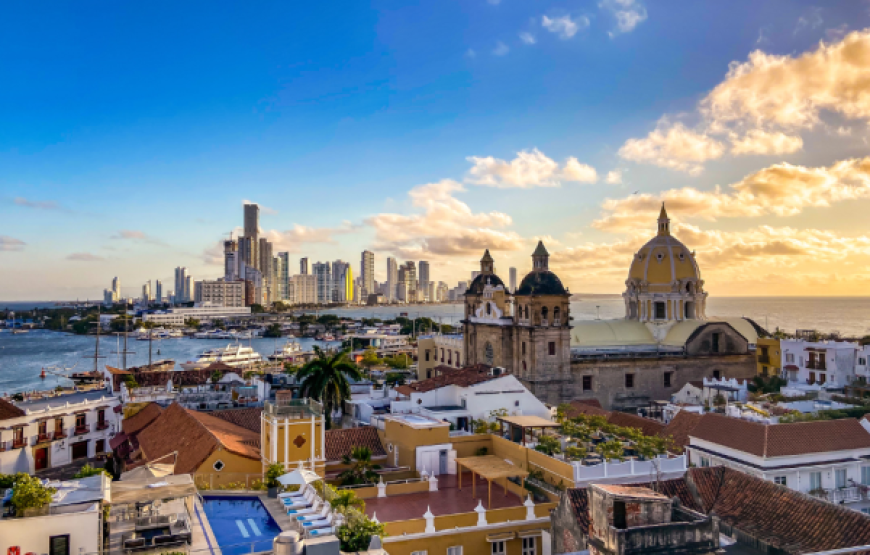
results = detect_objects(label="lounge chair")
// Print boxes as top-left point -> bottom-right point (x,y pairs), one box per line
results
281,488 -> 316,506
308,526 -> 335,538
153,535 -> 185,547
296,505 -> 330,523
278,485 -> 312,499
302,513 -> 335,529
123,538 -> 147,552
283,490 -> 318,509
283,495 -> 319,511
287,500 -> 324,516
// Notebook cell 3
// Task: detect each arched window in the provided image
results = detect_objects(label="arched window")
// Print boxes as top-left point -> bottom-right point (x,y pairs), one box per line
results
486,302 -> 491,315
553,307 -> 561,325
541,306 -> 548,326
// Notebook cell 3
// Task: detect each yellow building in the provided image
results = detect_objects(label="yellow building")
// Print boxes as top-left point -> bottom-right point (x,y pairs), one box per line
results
756,337 -> 781,378
261,395 -> 327,476
416,334 -> 463,380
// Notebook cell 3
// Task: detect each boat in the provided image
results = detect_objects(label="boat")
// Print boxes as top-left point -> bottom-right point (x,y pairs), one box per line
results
193,330 -> 222,339
180,344 -> 263,371
320,334 -> 335,342
267,341 -> 304,362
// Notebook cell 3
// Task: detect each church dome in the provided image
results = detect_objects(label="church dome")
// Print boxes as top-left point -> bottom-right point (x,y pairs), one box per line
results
467,273 -> 506,295
516,270 -> 567,296
627,204 -> 701,287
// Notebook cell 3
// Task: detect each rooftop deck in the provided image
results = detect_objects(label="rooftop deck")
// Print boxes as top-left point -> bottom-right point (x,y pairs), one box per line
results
363,472 -> 525,522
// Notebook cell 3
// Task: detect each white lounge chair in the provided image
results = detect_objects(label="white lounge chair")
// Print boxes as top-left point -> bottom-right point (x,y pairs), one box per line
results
287,500 -> 323,516
282,489 -> 317,508
307,526 -> 335,538
302,513 -> 335,529
278,484 -> 313,500
296,505 -> 330,523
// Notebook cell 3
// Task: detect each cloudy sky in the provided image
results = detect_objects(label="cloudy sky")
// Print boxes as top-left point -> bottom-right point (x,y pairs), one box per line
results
3,1 -> 870,300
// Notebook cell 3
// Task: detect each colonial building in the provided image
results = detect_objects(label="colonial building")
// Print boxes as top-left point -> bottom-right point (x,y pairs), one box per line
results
462,206 -> 761,410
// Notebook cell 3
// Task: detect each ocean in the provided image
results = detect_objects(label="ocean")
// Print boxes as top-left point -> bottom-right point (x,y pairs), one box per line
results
1,296 -> 868,394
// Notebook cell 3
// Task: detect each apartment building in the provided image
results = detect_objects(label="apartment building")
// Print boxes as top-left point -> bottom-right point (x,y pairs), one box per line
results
193,279 -> 245,307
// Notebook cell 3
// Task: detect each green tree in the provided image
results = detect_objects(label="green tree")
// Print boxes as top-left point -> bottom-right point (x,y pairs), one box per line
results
73,464 -> 109,479
336,512 -> 387,552
297,346 -> 364,429
385,372 -> 406,386
264,323 -> 283,338
384,354 -> 410,369
250,303 -> 265,314
211,369 -> 224,384
264,463 -> 285,489
555,403 -> 572,423
10,474 -> 56,516
283,363 -> 300,376
184,317 -> 201,329
338,446 -> 382,485
360,347 -> 381,371
596,439 -> 625,462
330,489 -> 366,514
213,319 -> 226,330
122,374 -> 139,389
534,435 -> 561,456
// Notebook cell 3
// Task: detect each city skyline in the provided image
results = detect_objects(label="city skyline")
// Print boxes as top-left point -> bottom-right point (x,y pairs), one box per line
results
3,2 -> 870,299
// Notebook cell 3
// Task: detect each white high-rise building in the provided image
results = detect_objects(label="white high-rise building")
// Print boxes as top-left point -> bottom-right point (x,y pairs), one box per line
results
194,280 -> 245,307
332,260 -> 353,303
142,281 -> 152,302
313,262 -> 331,304
276,252 -> 290,301
288,274 -> 317,304
112,276 -> 121,302
174,267 -> 190,303
155,280 -> 163,302
509,267 -> 517,293
224,239 -> 239,280
418,261 -> 430,299
184,275 -> 193,303
361,250 -> 374,298
386,257 -> 398,301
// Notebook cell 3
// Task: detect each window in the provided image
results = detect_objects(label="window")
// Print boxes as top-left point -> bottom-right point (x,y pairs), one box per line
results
625,374 -> 635,388
522,537 -> 536,555
425,350 -> 430,362
553,307 -> 561,325
774,476 -> 787,486
455,351 -> 460,365
762,366 -> 769,377
712,370 -> 721,380
447,547 -> 463,555
75,413 -> 86,428
541,307 -> 548,325
583,376 -> 592,391
49,535 -> 70,555
861,466 -> 870,486
491,542 -> 506,555
97,409 -> 106,425
809,372 -> 816,385
655,302 -> 666,320
700,457 -> 710,468
441,348 -> 445,362
809,471 -> 822,491
548,342 -> 556,356
861,357 -> 867,365
664,372 -> 672,387
38,420 -> 47,436
522,342 -> 526,356
54,418 -> 64,434
213,459 -> 225,472
786,353 -> 795,363
712,332 -> 720,353
836,468 -> 847,489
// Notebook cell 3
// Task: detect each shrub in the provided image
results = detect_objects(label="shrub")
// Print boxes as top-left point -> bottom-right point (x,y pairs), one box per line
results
264,463 -> 285,489
11,474 -> 56,516
73,464 -> 109,479
336,509 -> 387,552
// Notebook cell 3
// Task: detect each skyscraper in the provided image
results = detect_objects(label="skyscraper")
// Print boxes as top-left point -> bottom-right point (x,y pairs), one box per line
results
276,252 -> 290,301
174,267 -> 189,303
259,237 -> 273,303
509,267 -> 517,293
332,260 -> 353,303
361,250 -> 374,298
418,261 -> 430,301
184,275 -> 193,304
224,238 -> 238,280
142,281 -> 152,302
155,280 -> 163,302
405,261 -> 417,301
386,257 -> 398,301
300,258 -> 309,275
243,203 -> 259,271
313,262 -> 331,304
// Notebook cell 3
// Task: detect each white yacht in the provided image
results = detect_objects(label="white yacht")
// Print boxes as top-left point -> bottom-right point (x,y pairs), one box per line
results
267,341 -> 304,362
180,344 -> 263,370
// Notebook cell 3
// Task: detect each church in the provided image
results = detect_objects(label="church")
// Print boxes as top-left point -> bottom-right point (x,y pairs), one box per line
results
462,205 -> 761,410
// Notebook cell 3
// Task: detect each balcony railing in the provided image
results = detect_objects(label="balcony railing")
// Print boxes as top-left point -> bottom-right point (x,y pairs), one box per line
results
758,355 -> 771,364
809,486 -> 863,504
36,432 -> 52,444
11,437 -> 27,449
96,421 -> 109,431
807,362 -> 827,370
74,424 -> 91,435
54,429 -> 66,439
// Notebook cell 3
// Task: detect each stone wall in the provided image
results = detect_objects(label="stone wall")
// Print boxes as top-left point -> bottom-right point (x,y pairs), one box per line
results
523,354 -> 756,409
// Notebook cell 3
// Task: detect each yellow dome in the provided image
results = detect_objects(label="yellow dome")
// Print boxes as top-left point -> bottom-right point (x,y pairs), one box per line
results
627,205 -> 701,288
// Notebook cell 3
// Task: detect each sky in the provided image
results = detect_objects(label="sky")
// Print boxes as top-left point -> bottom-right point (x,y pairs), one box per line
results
3,0 -> 870,300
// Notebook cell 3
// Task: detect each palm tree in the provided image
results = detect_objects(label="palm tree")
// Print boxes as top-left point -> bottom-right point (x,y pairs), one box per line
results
297,346 -> 363,429
329,489 -> 366,514
337,446 -> 382,485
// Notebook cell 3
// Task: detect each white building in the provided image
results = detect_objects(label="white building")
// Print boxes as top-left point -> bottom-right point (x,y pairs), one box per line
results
688,413 -> 870,512
389,367 -> 551,432
671,377 -> 749,406
0,474 -> 110,554
142,304 -> 251,326
193,279 -> 245,307
781,339 -> 860,391
288,274 -> 317,304
0,392 -> 122,474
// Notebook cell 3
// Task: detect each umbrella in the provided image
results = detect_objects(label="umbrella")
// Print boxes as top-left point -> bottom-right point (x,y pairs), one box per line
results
277,469 -> 322,486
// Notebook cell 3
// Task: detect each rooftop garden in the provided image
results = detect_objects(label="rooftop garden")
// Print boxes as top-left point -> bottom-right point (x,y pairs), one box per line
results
542,412 -> 673,464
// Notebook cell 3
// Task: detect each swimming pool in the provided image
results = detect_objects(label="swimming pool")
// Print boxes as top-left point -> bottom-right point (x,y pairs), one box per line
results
201,496 -> 282,555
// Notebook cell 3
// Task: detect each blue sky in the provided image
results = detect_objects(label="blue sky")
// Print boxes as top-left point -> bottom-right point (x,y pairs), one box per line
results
3,1 -> 870,300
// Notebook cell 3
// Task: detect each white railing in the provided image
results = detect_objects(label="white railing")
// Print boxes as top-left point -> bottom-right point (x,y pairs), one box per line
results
571,455 -> 687,484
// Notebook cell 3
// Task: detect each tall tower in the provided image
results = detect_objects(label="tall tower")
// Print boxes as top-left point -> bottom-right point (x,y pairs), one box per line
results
224,239 -> 238,281
174,267 -> 189,303
361,251 -> 374,298
509,268 -> 517,294
112,276 -> 121,301
243,203 -> 260,271
155,280 -> 163,302
404,261 -> 417,302
386,257 -> 398,301
259,237 -> 273,304
300,258 -> 309,275
418,261 -> 430,301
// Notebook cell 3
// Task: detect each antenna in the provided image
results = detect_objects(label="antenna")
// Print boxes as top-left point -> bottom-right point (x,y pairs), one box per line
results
82,304 -> 107,373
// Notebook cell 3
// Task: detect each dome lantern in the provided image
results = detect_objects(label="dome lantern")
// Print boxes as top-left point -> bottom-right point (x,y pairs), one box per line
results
532,241 -> 549,271
658,203 -> 671,236
480,249 -> 494,275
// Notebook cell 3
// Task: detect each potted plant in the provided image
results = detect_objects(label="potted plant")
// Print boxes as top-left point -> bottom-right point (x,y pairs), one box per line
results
264,463 -> 284,498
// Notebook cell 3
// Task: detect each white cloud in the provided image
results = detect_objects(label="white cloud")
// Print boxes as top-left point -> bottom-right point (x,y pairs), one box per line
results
593,156 -> 870,232
0,236 -> 25,252
66,252 -> 104,262
466,149 -> 598,188
618,121 -> 725,175
599,0 -> 647,36
519,32 -> 536,45
542,15 -> 586,39
605,170 -> 623,184
729,129 -> 803,155
466,48 -> 477,59
364,179 -> 523,259
493,42 -> 510,56
794,8 -> 823,35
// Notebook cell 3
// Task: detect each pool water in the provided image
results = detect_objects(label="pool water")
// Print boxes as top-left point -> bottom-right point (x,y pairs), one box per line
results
201,496 -> 282,554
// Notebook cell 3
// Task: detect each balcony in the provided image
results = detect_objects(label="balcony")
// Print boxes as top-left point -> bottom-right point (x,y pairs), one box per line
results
11,437 -> 27,449
807,362 -> 827,370
96,421 -> 109,431
809,486 -> 863,504
758,355 -> 771,364
74,424 -> 91,436
54,429 -> 66,439
36,432 -> 52,444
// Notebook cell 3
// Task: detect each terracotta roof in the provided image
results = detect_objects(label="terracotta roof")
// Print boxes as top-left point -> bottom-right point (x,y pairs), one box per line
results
659,411 -> 704,453
564,400 -> 610,419
565,468 -> 870,554
122,402 -> 163,436
395,364 -> 496,395
689,413 -> 870,457
606,412 -> 665,436
325,426 -> 387,462
688,466 -> 870,554
135,402 -> 260,474
0,399 -> 25,421
210,407 -> 262,433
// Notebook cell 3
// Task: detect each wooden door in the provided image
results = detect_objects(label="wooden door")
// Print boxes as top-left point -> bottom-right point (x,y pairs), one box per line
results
34,447 -> 48,471
71,440 -> 88,460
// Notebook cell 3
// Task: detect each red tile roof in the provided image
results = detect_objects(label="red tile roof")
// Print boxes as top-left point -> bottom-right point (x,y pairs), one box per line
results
606,412 -> 665,436
564,400 -> 610,419
122,402 -> 162,436
325,426 -> 387,462
659,411 -> 704,453
0,399 -> 25,421
210,407 -> 262,434
395,364 -> 496,395
135,402 -> 260,474
564,467 -> 870,554
689,413 -> 870,457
